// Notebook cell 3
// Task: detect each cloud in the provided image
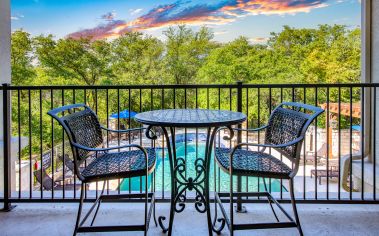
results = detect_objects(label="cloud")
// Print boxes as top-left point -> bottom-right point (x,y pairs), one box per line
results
68,20 -> 126,40
11,14 -> 24,21
101,11 -> 116,21
130,8 -> 143,15
249,37 -> 268,44
68,0 -> 329,40
213,30 -> 228,35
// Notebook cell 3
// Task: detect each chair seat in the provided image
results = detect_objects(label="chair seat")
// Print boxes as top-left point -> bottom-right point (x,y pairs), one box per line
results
215,148 -> 292,179
81,148 -> 156,182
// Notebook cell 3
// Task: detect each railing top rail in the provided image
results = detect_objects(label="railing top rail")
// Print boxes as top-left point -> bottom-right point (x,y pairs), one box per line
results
4,84 -> 236,90
2,82 -> 379,90
241,83 -> 379,88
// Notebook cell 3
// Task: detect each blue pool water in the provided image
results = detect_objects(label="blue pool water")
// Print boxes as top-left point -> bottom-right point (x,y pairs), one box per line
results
120,136 -> 286,192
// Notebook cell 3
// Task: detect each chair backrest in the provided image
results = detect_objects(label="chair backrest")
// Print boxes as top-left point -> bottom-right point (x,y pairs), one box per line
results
34,170 -> 54,191
316,143 -> 328,157
40,151 -> 52,170
59,154 -> 75,172
265,102 -> 324,161
47,104 -> 103,163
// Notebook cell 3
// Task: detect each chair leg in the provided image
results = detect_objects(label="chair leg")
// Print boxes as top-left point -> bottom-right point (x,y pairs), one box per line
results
90,181 -> 106,226
153,201 -> 158,226
152,174 -> 158,227
144,174 -> 149,236
289,179 -> 304,236
213,197 -> 218,227
263,178 -> 279,222
73,183 -> 85,236
229,174 -> 234,236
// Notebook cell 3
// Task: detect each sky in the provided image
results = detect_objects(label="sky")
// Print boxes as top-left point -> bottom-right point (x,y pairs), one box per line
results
11,0 -> 361,43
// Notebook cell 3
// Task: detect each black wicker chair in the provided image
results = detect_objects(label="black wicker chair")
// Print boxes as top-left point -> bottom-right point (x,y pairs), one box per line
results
48,104 -> 156,236
213,102 -> 324,236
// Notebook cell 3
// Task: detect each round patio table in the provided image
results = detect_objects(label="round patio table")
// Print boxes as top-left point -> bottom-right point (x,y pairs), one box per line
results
135,109 -> 246,236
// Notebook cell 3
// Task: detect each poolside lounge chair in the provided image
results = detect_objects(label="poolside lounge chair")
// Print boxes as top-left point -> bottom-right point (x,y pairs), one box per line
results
48,104 -> 156,235
311,165 -> 339,185
59,154 -> 86,174
213,102 -> 324,236
341,153 -> 361,192
34,169 -> 81,191
34,151 -> 78,190
304,143 -> 327,164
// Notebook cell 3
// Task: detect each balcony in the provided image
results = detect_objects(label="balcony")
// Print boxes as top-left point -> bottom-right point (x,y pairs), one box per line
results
1,1 -> 379,234
1,83 -> 379,235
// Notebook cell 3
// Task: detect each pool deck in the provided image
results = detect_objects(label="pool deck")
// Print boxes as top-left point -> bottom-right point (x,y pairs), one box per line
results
1,202 -> 379,235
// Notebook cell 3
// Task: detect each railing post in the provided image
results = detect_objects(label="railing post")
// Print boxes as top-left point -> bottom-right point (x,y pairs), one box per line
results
1,83 -> 14,211
237,81 -> 243,143
236,81 -> 246,212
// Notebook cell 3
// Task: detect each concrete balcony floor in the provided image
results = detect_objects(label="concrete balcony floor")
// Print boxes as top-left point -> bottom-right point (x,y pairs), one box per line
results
1,202 -> 379,235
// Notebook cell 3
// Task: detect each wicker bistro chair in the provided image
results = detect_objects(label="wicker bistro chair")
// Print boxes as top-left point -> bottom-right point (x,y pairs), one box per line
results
47,104 -> 156,236
213,102 -> 324,236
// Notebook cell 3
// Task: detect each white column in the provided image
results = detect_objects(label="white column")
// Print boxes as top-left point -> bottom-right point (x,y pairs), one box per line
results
373,2 -> 379,83
0,0 -> 11,86
361,0 -> 371,159
0,0 -> 11,199
373,1 -> 379,164
367,0 -> 379,193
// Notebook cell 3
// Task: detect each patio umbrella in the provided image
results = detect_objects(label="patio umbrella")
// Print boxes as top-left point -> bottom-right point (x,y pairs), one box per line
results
110,109 -> 137,119
352,125 -> 361,132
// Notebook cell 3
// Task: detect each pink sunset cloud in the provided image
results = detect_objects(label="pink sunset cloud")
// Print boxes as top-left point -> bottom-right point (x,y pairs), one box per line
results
68,0 -> 329,40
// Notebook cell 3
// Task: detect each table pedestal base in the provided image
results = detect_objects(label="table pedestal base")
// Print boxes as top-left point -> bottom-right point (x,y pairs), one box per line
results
149,126 -> 233,236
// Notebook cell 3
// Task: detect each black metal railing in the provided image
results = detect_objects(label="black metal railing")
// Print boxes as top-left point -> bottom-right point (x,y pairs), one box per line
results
1,82 -> 379,208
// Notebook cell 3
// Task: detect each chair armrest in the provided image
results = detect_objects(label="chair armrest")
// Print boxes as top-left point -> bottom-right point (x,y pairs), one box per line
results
233,125 -> 268,132
71,142 -> 146,152
101,126 -> 145,133
215,125 -> 268,141
233,136 -> 304,150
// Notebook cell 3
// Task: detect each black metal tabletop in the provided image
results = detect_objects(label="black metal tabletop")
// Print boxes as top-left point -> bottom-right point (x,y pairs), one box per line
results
134,109 -> 246,128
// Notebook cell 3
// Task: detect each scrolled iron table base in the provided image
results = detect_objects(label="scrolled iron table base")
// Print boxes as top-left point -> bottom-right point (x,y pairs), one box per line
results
153,126 -> 234,235
135,109 -> 246,236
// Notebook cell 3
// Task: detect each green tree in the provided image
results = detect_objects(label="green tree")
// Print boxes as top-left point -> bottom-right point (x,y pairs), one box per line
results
198,36 -> 254,84
111,32 -> 165,85
163,25 -> 216,84
199,24 -> 360,85
11,30 -> 35,85
299,25 -> 361,84
9,24 -> 362,161
34,35 -> 114,85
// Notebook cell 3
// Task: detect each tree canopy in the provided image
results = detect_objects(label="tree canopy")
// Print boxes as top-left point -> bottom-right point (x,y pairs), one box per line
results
10,24 -> 361,159
11,24 -> 361,86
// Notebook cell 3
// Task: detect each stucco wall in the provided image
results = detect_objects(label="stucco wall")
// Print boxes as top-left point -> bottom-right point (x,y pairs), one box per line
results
0,1 -> 11,126
0,0 -> 11,199
373,1 -> 379,168
374,1 -> 379,84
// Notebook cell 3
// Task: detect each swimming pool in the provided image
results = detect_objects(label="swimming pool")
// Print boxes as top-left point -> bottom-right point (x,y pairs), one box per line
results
120,138 -> 286,192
